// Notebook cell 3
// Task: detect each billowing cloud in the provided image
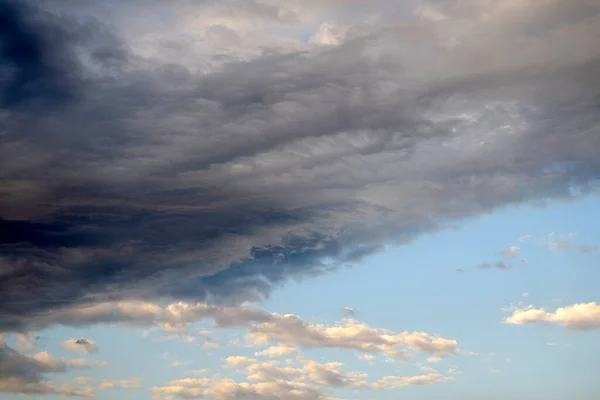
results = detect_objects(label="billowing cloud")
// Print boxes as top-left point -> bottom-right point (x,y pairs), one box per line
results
506,302 -> 600,331
1,0 -> 600,334
62,338 -> 98,354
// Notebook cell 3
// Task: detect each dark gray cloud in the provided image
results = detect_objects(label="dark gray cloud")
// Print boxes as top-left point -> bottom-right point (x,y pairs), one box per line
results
1,0 -> 600,332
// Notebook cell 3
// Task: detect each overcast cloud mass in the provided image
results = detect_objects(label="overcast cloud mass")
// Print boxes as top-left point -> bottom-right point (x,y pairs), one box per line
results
0,0 -> 599,341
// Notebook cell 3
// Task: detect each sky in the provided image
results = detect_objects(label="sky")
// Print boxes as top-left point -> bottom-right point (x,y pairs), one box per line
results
0,0 -> 599,399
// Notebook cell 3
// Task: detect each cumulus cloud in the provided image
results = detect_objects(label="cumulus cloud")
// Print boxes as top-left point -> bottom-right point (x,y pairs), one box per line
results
0,340 -> 105,397
154,354 -> 451,399
1,0 -> 600,334
62,338 -> 98,354
505,302 -> 600,331
248,315 -> 458,360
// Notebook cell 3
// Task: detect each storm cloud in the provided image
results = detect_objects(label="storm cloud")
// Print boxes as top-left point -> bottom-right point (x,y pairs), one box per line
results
1,0 -> 600,332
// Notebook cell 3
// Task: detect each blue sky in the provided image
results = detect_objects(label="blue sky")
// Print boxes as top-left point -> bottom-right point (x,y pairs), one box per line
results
3,196 -> 598,400
1,0 -> 600,399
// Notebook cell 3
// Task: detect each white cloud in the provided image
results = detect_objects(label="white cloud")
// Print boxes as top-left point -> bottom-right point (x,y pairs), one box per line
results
518,235 -> 532,242
99,378 -> 142,390
358,354 -> 376,362
500,246 -> 520,258
255,345 -> 298,358
248,315 -> 458,360
505,302 -> 600,331
62,338 -> 98,355
371,373 -> 452,390
154,354 -> 452,399
547,232 -> 577,251
171,361 -> 192,368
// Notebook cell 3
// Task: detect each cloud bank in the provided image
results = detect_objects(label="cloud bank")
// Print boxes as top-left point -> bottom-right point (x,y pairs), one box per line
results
1,0 -> 600,333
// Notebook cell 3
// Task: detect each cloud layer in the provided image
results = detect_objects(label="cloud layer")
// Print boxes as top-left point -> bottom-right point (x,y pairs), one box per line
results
1,0 -> 600,333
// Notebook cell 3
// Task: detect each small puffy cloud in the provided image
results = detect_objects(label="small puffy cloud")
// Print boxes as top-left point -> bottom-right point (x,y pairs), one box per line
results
500,246 -> 520,258
62,338 -> 98,354
99,378 -> 141,390
341,307 -> 356,317
477,262 -> 510,270
490,368 -> 501,374
171,361 -> 192,368
547,232 -> 577,251
505,302 -> 600,331
371,373 -> 452,390
225,356 -> 257,367
191,369 -> 209,375
522,292 -> 529,297
254,345 -> 298,358
202,342 -> 223,350
518,235 -> 532,242
74,377 -> 96,385
358,354 -> 376,362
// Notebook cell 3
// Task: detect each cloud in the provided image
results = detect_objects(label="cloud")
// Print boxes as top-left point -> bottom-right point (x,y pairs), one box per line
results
477,261 -> 510,270
578,245 -> 598,254
98,378 -> 141,390
1,0 -> 600,332
340,307 -> 356,317
505,302 -> 600,331
62,338 -> 98,354
16,334 -> 36,352
0,340 -> 105,397
547,232 -> 577,251
7,300 -> 272,333
500,246 -> 519,258
4,299 -> 457,361
171,361 -> 192,368
371,373 -> 452,390
154,354 -> 451,399
254,345 -> 298,358
518,235 -> 532,242
357,354 -> 375,361
248,315 -> 458,360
